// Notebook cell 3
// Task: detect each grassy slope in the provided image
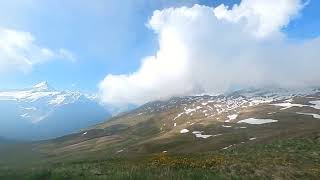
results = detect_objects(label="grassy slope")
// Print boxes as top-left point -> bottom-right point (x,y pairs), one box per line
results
1,96 -> 320,179
0,136 -> 319,180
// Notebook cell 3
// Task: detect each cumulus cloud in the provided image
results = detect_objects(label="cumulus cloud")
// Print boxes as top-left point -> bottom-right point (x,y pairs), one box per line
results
0,28 -> 75,73
99,0 -> 320,106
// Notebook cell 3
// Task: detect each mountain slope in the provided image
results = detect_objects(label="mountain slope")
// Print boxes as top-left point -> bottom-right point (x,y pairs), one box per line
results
0,82 -> 111,140
1,87 -> 320,179
34,87 -> 320,158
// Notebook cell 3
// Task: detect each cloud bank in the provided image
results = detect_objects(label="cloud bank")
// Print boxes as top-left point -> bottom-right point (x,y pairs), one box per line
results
0,28 -> 75,73
99,0 -> 320,106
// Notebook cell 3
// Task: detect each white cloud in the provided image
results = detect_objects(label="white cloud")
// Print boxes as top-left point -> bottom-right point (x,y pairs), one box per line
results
99,0 -> 320,106
213,0 -> 304,38
58,48 -> 76,62
0,28 -> 75,73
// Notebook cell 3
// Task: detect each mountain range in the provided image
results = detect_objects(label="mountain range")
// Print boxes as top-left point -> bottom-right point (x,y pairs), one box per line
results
0,82 -> 110,140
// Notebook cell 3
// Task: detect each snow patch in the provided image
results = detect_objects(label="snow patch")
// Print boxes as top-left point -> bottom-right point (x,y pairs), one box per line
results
237,118 -> 278,124
249,98 -> 273,106
20,113 -> 29,118
222,145 -> 233,150
222,125 -> 232,128
195,134 -> 212,139
225,114 -> 238,122
49,94 -> 66,106
117,149 -> 124,153
192,131 -> 203,134
296,112 -> 320,119
173,112 -> 184,121
285,99 -> 293,102
310,100 -> 320,110
24,107 -> 37,110
192,131 -> 222,139
184,108 -> 196,114
180,129 -> 189,134
272,102 -> 308,110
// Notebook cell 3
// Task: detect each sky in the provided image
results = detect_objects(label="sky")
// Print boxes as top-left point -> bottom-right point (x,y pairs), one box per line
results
0,0 -> 320,106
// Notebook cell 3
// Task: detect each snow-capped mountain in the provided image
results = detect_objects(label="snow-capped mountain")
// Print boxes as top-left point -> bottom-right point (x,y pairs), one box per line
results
133,87 -> 320,116
35,86 -> 320,159
0,82 -> 111,140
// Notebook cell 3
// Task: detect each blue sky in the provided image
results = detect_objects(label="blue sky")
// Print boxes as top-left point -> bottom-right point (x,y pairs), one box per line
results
0,0 -> 319,94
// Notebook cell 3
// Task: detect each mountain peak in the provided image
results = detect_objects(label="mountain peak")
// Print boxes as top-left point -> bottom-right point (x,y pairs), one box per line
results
32,81 -> 54,91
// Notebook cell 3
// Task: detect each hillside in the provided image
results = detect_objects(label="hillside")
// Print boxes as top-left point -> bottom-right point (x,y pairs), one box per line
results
0,87 -> 320,179
36,88 -> 320,156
